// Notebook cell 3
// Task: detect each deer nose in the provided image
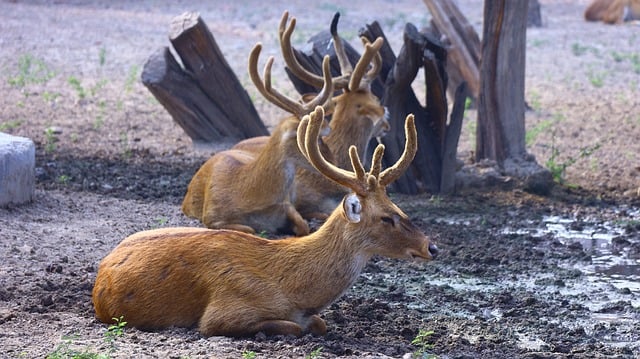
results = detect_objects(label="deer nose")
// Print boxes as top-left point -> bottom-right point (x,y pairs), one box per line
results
428,243 -> 439,259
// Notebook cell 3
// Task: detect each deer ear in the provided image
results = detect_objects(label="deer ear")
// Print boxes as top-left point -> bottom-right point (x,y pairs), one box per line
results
342,193 -> 361,223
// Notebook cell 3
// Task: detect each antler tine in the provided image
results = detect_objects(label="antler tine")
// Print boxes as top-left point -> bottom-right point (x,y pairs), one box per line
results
330,12 -> 353,89
249,43 -> 304,116
279,11 -> 343,90
302,106 -> 368,195
348,37 -> 384,92
360,36 -> 383,86
368,144 -> 385,179
296,115 -> 310,159
299,55 -> 334,114
249,43 -> 333,118
379,114 -> 418,187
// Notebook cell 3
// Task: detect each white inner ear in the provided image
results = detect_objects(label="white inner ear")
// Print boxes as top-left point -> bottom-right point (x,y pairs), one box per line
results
343,194 -> 361,223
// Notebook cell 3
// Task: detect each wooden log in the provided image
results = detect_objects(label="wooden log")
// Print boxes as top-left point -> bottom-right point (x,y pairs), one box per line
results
440,82 -> 468,194
381,23 -> 433,194
528,0 -> 543,28
283,20 -> 464,194
142,47 -> 237,142
476,1 -> 528,163
142,12 -> 268,144
423,0 -> 480,99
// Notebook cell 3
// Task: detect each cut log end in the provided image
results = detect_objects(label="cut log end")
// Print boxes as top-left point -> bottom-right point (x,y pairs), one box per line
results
169,12 -> 201,40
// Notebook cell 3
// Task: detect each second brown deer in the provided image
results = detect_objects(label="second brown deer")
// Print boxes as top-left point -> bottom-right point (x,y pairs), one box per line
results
181,42 -> 334,235
92,106 -> 438,338
235,11 -> 390,220
585,0 -> 640,23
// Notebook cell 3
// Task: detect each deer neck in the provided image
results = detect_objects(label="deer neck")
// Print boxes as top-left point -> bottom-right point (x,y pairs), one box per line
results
326,111 -> 374,169
279,209 -> 372,308
241,120 -> 298,203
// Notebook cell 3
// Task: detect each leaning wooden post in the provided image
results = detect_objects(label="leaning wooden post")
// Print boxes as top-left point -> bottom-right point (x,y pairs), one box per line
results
423,0 -> 480,99
142,12 -> 268,144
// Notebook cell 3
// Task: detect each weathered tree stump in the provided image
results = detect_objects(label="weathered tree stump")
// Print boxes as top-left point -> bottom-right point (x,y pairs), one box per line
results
528,0 -> 543,27
142,12 -> 268,144
285,20 -> 466,194
423,0 -> 481,100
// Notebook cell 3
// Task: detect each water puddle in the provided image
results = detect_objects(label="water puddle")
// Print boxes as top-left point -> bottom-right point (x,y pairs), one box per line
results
540,211 -> 640,293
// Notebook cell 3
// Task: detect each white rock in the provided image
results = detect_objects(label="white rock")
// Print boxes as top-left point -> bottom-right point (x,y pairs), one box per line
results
0,132 -> 35,207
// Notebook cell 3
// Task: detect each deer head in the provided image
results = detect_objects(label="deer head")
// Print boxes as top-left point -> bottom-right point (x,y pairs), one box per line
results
93,107 -> 437,339
276,11 -> 391,218
280,11 -> 389,162
181,42 -> 334,236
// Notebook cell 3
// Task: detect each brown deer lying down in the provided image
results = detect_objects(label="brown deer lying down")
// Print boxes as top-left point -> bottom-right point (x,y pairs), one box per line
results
585,0 -> 640,24
235,11 -> 390,220
92,106 -> 438,338
181,43 -> 334,236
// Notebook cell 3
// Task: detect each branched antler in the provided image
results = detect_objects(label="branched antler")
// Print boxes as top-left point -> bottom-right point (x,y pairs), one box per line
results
249,43 -> 333,118
298,106 -> 417,196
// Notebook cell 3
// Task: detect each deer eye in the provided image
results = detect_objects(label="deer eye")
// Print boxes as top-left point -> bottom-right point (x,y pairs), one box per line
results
381,216 -> 395,226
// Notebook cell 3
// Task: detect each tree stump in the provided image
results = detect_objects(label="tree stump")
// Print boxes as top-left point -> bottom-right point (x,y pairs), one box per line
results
285,20 -> 466,194
141,12 -> 268,144
423,0 -> 481,100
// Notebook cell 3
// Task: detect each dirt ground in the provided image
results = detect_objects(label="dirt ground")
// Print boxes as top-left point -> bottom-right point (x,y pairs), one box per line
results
1,0 -> 639,358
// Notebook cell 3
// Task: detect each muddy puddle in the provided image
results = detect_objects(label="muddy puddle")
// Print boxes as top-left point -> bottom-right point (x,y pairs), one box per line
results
540,210 -> 639,292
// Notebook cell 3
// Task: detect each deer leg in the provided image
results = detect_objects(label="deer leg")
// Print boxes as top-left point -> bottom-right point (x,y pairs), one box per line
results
306,314 -> 327,336
284,202 -> 309,236
220,224 -> 257,234
251,319 -> 304,337
203,220 -> 256,234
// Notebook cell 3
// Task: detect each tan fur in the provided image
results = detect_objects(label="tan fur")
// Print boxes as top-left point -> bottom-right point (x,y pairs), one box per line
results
181,29 -> 335,235
181,117 -> 312,235
93,108 -> 437,338
585,0 -> 640,24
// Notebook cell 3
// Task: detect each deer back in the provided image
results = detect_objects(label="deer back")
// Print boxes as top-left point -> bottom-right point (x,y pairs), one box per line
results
585,0 -> 639,23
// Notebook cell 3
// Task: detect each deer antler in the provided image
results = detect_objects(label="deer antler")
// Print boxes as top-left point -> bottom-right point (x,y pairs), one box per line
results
298,107 -> 417,196
249,43 -> 333,118
348,37 -> 383,91
279,11 -> 382,92
279,11 -> 351,90
330,13 -> 384,92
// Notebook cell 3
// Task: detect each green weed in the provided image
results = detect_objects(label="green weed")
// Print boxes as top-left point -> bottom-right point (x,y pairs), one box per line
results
525,118 -> 554,146
119,132 -> 132,159
99,47 -> 107,67
90,79 -> 108,97
46,317 -> 126,359
527,90 -> 542,111
42,91 -> 61,103
411,329 -> 437,358
587,70 -> 605,88
124,65 -> 139,93
0,120 -> 23,132
44,127 -> 57,153
153,217 -> 168,228
545,130 -> 601,184
57,175 -> 71,185
242,350 -> 257,359
8,54 -> 55,87
68,76 -> 87,99
571,43 -> 598,57
305,347 -> 323,359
